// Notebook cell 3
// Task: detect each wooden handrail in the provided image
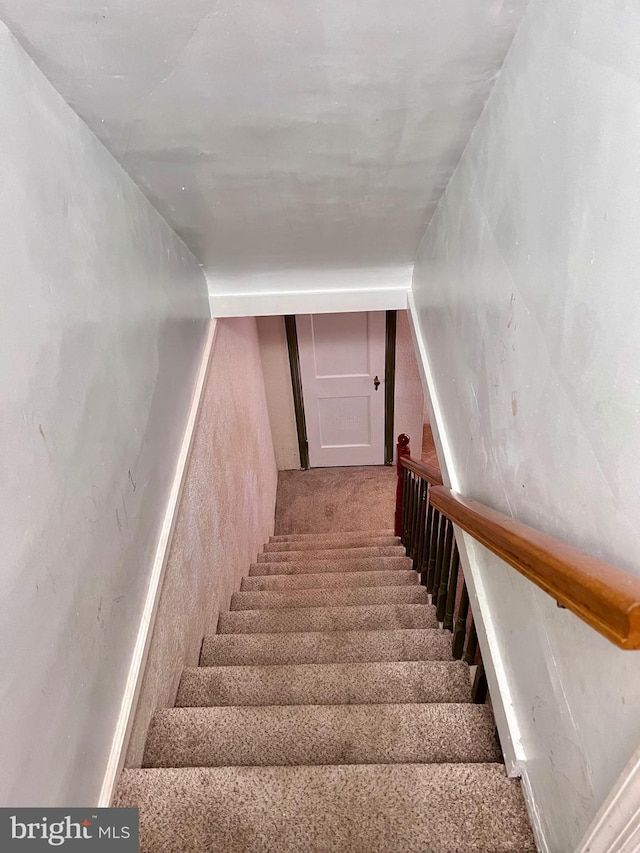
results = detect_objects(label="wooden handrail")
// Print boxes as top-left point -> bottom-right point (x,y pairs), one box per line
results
400,455 -> 443,486
395,433 -> 640,649
429,486 -> 640,650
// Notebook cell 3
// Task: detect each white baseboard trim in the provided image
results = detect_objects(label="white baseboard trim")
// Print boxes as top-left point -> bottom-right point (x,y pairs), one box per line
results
209,287 -> 409,317
97,319 -> 218,807
576,746 -> 640,853
519,769 -> 551,853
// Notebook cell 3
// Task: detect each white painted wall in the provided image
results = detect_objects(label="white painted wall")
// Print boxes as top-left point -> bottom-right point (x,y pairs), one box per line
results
258,311 -> 423,470
0,24 -> 210,807
411,2 -> 640,850
208,269 -> 410,319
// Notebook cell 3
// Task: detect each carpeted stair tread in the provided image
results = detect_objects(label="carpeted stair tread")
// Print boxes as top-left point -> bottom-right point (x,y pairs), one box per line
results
250,555 -> 411,576
218,603 -> 438,634
241,569 -> 418,592
142,704 -> 501,768
176,660 -> 472,707
264,536 -> 401,552
269,529 -> 396,544
119,506 -> 538,850
200,628 -> 454,666
114,763 -> 536,852
256,545 -> 406,563
230,585 -> 429,611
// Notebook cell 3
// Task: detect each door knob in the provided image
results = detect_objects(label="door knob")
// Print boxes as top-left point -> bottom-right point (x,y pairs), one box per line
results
373,375 -> 381,390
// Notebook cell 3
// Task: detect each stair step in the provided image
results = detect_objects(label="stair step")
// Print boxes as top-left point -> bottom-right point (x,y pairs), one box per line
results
114,764 -> 536,852
142,704 -> 501,768
200,628 -> 453,666
264,536 -> 401,553
256,545 -> 406,563
241,569 -> 418,592
231,586 -> 429,611
270,529 -> 395,543
176,660 -> 471,707
218,603 -> 438,634
250,555 -> 411,576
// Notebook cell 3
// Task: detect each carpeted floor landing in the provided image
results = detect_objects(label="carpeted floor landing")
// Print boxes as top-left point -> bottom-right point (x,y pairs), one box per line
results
274,423 -> 441,537
275,466 -> 396,535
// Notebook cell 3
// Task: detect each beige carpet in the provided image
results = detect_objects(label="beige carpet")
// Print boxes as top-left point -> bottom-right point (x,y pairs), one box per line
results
274,426 -> 440,538
275,466 -> 396,535
115,531 -> 535,851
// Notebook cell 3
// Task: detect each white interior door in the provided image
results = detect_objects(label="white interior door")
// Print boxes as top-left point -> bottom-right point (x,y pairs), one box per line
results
296,311 -> 386,467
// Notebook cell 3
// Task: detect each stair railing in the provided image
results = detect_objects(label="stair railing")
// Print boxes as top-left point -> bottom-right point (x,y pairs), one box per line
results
395,434 -> 487,702
395,434 -> 640,654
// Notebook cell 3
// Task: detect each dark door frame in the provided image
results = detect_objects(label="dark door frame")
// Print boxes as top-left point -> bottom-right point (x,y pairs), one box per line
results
285,310 -> 397,469
284,315 -> 310,469
383,309 -> 397,465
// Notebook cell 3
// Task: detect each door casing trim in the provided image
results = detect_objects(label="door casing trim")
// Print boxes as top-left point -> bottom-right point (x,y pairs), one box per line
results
284,315 -> 309,469
384,310 -> 397,465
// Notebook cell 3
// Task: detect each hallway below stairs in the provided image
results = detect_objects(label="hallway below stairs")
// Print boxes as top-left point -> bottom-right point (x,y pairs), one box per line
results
114,467 -> 535,851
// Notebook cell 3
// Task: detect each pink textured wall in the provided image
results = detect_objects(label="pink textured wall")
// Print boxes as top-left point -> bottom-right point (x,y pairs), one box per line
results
125,318 -> 278,765
394,310 -> 425,460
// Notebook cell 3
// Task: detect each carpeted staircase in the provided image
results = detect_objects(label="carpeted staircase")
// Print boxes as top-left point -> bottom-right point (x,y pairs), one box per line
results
115,530 -> 536,852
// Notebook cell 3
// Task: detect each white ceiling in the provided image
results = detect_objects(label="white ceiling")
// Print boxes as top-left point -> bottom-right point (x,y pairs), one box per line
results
0,0 -> 528,288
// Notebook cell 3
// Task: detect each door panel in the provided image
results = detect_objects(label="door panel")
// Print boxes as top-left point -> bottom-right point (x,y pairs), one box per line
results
317,395 -> 371,447
311,312 -> 371,377
297,311 -> 386,467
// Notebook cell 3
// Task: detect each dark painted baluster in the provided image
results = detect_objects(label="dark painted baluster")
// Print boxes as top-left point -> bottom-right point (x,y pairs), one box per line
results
425,509 -> 439,594
420,500 -> 434,587
394,434 -> 410,537
436,521 -> 455,622
400,470 -> 408,549
410,477 -> 422,565
410,477 -> 422,566
472,661 -> 488,704
402,468 -> 411,548
425,508 -> 441,595
452,580 -> 469,659
444,544 -> 460,632
411,475 -> 419,556
409,473 -> 419,555
413,481 -> 428,574
402,470 -> 411,551
463,619 -> 479,665
407,473 -> 417,555
432,516 -> 449,603
420,481 -> 431,571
